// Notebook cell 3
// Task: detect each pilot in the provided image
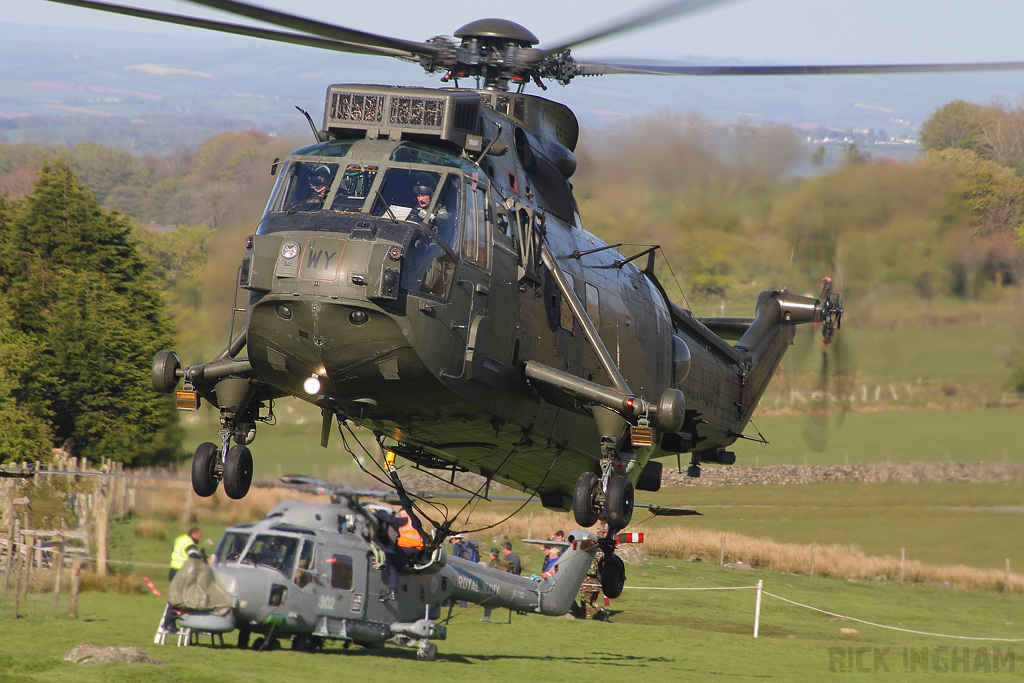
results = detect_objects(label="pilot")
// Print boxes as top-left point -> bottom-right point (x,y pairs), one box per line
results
409,173 -> 448,224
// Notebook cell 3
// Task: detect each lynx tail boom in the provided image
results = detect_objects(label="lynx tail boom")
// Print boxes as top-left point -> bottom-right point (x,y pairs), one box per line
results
171,494 -> 609,660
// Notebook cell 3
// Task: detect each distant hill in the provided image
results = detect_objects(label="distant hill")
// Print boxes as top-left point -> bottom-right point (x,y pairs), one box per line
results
3,22 -> 1023,154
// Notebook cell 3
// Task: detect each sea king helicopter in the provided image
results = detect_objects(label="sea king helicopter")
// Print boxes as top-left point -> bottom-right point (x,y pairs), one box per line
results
44,0 -> 1024,595
168,475 -> 629,660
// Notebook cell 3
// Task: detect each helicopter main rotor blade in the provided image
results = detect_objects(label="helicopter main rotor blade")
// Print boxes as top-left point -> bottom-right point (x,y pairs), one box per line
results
42,0 -> 416,59
534,0 -> 739,58
178,0 -> 443,59
585,60 -> 1024,76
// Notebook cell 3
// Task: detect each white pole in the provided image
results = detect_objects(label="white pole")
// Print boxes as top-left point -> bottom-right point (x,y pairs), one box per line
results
753,579 -> 763,638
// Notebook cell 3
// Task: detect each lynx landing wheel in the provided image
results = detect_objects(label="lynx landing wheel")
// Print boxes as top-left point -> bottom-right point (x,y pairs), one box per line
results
223,444 -> 253,500
599,552 -> 625,599
573,471 -> 601,527
191,442 -> 220,497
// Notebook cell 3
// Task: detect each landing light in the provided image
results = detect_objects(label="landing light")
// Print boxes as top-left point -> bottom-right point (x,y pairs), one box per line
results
281,242 -> 300,260
302,374 -> 321,395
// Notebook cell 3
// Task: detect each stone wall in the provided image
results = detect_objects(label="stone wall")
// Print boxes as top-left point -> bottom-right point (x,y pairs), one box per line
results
662,461 -> 1024,487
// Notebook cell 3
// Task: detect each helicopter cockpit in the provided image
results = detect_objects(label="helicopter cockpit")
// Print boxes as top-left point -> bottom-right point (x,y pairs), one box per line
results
257,139 -> 492,301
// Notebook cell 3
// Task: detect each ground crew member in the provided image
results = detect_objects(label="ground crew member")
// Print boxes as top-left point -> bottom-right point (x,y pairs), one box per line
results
162,526 -> 204,632
381,509 -> 425,601
169,526 -> 203,582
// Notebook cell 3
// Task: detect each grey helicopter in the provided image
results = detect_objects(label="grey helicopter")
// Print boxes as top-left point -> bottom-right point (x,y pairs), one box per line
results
167,475 -> 630,661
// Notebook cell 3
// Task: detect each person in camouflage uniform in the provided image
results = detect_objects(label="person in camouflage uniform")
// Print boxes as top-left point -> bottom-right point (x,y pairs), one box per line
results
482,547 -> 515,622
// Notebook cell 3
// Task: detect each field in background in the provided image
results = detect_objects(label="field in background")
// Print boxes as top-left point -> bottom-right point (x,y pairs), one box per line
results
1,558 -> 1020,682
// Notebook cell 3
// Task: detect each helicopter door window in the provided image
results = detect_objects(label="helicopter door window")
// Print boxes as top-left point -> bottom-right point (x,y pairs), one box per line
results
212,530 -> 251,565
461,180 -> 490,270
401,174 -> 461,299
330,555 -> 354,590
241,534 -> 299,577
330,164 -> 378,213
295,539 -> 316,588
585,282 -> 600,330
278,162 -> 339,213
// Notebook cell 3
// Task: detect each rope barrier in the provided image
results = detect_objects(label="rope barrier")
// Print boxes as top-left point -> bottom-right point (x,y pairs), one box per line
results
762,590 -> 1024,642
625,585 -> 756,591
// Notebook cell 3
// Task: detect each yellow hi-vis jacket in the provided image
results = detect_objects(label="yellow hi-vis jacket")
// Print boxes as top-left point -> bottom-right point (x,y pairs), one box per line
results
170,534 -> 196,570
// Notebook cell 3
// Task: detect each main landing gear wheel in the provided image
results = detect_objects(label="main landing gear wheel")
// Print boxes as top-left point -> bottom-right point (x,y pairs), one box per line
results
605,475 -> 634,530
573,471 -> 601,527
223,444 -> 253,500
191,442 -> 220,497
416,642 -> 438,662
600,552 -> 626,599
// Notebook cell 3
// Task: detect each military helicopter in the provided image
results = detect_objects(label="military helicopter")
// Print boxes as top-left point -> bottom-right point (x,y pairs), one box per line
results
44,0 -> 1024,594
169,476 -> 625,660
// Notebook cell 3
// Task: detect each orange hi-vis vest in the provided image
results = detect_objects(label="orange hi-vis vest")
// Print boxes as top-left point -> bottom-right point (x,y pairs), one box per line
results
396,513 -> 424,550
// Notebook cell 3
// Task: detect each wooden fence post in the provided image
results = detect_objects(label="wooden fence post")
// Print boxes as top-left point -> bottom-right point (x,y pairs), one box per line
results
1004,558 -> 1011,599
68,557 -> 82,619
719,532 -> 726,568
2,495 -> 14,598
51,547 -> 65,610
93,472 -> 109,577
10,546 -> 22,618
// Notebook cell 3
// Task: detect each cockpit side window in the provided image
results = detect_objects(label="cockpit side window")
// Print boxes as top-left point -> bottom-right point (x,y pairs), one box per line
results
213,531 -> 251,564
276,162 -> 338,213
295,539 -> 316,588
241,534 -> 299,577
330,164 -> 378,213
330,555 -> 354,590
401,173 -> 462,300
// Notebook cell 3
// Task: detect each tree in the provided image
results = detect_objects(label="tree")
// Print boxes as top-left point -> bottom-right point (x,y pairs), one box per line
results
0,162 -> 180,466
919,100 -> 999,156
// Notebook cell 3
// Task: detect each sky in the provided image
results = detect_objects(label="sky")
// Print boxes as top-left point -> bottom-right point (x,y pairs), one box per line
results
7,0 -> 1024,67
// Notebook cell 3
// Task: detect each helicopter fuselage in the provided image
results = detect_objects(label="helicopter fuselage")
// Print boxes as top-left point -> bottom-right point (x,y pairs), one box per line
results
168,84 -> 823,513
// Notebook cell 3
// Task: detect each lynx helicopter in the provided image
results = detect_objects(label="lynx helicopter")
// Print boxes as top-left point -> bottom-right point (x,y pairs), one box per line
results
168,475 -> 632,661
44,0 -> 1024,591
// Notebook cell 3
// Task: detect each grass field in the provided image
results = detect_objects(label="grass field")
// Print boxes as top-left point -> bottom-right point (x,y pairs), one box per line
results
1,559 -> 1020,682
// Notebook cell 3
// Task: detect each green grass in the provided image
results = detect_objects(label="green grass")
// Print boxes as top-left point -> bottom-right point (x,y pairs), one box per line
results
731,407 -> 1023,466
1,561 -> 1020,681
640,482 -> 1024,572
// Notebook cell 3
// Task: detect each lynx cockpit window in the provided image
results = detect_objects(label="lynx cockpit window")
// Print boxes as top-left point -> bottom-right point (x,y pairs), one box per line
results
241,534 -> 299,577
213,530 -> 251,564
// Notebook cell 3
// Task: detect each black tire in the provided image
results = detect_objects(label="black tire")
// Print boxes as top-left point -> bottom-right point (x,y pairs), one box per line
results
573,471 -> 601,527
191,442 -> 220,497
416,642 -> 438,662
600,553 -> 625,599
604,474 -> 634,530
223,444 -> 253,500
151,350 -> 180,393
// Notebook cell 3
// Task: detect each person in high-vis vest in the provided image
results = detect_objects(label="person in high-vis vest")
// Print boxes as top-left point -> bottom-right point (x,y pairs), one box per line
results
162,526 -> 203,632
380,509 -> 425,601
169,526 -> 203,582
